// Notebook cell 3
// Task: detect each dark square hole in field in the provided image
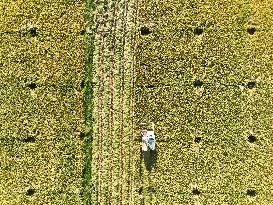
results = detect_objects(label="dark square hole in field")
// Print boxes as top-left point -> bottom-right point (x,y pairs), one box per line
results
22,136 -> 36,143
246,189 -> 256,197
247,26 -> 256,35
194,27 -> 203,35
138,186 -> 143,195
147,186 -> 155,193
80,80 -> 85,89
192,188 -> 201,195
146,84 -> 156,88
79,132 -> 85,140
103,5 -> 108,11
27,82 -> 37,90
223,151 -> 228,156
247,135 -> 256,143
29,27 -> 37,37
26,187 -> 35,196
140,26 -> 151,35
247,81 -> 256,89
193,80 -> 203,88
80,29 -> 85,35
194,137 -> 201,143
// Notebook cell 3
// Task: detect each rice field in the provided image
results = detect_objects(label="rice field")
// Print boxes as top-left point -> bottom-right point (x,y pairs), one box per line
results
2,0 -> 273,204
135,0 -> 273,204
0,0 -> 85,204
90,0 -> 273,204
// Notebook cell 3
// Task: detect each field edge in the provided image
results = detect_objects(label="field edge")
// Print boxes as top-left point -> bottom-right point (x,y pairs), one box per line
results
82,0 -> 95,204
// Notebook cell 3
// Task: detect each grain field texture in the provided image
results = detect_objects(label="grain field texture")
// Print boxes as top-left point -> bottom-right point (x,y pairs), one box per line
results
0,0 -> 85,204
136,0 -> 273,204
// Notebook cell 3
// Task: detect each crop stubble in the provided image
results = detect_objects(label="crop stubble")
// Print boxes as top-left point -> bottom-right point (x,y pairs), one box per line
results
91,0 -> 139,204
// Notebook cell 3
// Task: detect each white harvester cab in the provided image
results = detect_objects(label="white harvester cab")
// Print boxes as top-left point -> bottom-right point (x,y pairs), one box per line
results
141,122 -> 155,152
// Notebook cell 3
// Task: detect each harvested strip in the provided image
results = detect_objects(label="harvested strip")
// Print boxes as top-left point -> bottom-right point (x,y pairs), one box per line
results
90,0 -> 138,204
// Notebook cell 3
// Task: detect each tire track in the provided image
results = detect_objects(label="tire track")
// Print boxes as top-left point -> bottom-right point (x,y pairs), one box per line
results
134,0 -> 145,204
109,2 -> 124,203
128,0 -> 140,203
121,0 -> 136,203
108,0 -> 118,204
97,1 -> 120,203
98,36 -> 105,205
92,24 -> 101,205
101,3 -> 114,203
93,1 -> 109,203
94,1 -> 121,204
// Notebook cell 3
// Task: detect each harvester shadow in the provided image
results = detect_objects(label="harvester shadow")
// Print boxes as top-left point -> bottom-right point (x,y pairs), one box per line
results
143,149 -> 157,172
